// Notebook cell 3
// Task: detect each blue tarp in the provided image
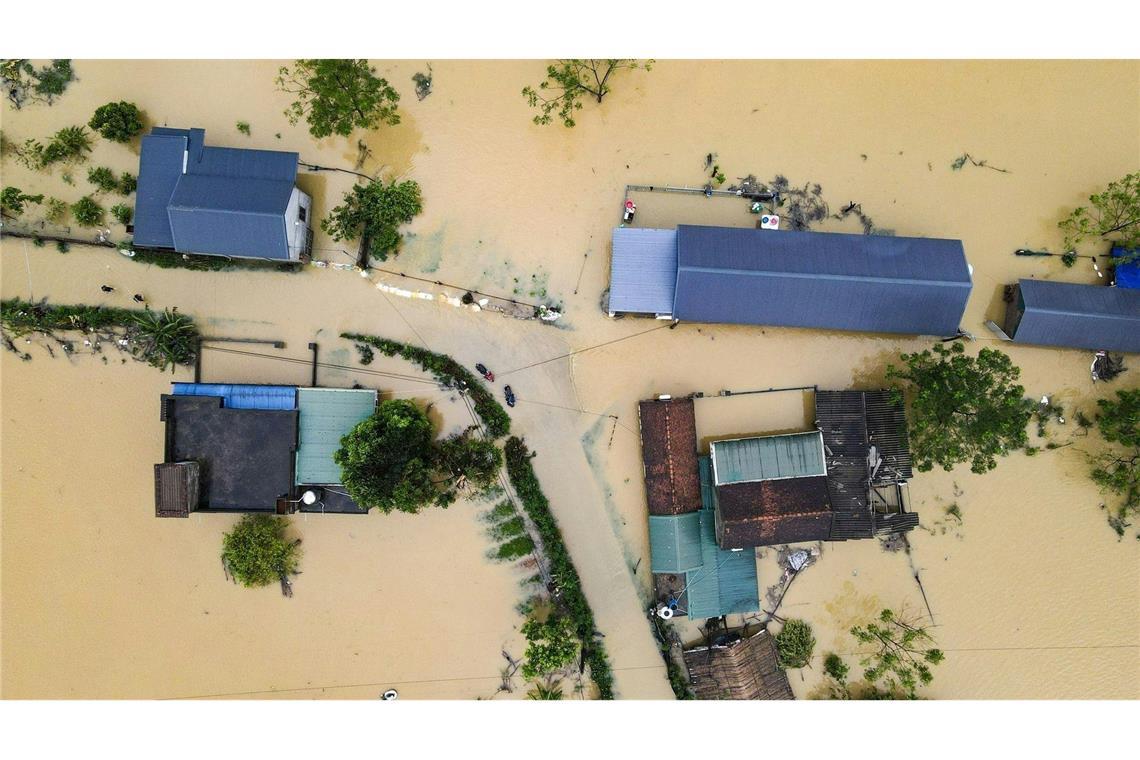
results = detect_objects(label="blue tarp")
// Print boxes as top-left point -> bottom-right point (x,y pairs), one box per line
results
1112,247 -> 1140,290
172,383 -> 297,410
672,225 -> 972,336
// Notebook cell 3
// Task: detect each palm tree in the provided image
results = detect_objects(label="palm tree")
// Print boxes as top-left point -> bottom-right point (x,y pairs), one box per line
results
526,678 -> 563,700
126,308 -> 198,371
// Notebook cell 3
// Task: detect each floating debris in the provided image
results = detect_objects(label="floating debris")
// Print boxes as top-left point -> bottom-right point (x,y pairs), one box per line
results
412,65 -> 433,100
950,152 -> 1011,174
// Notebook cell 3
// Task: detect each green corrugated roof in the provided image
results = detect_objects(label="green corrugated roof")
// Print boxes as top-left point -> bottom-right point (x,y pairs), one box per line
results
684,456 -> 760,619
649,512 -> 703,573
711,430 -> 826,485
295,388 -> 377,485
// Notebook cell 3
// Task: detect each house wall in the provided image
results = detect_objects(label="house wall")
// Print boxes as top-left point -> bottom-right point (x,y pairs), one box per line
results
285,186 -> 313,260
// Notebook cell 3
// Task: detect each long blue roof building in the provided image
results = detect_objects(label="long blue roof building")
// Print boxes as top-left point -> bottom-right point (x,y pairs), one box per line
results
609,224 -> 973,336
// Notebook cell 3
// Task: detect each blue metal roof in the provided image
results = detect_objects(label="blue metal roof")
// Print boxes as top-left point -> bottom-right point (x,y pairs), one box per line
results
1011,279 -> 1140,353
133,127 -> 300,260
1112,247 -> 1140,290
171,383 -> 298,410
609,227 -> 678,314
672,225 -> 972,336
133,133 -> 187,248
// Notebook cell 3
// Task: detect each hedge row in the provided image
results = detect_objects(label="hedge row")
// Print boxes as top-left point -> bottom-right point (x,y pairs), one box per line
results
504,437 -> 614,699
342,333 -> 511,438
2,297 -> 144,334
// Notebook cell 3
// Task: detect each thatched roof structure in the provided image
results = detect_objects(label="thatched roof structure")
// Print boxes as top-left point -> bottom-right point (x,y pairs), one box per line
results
683,629 -> 794,700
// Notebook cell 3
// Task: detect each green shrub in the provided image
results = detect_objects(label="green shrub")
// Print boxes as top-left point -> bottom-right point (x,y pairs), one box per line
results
40,126 -> 92,167
44,197 -> 68,224
221,515 -> 302,588
1,186 -> 44,216
87,166 -> 119,193
88,101 -> 144,143
236,121 -> 251,136
110,203 -> 133,226
118,172 -> 137,195
494,535 -> 535,561
71,196 -> 104,227
520,614 -> 579,679
56,241 -> 69,254
776,619 -> 816,669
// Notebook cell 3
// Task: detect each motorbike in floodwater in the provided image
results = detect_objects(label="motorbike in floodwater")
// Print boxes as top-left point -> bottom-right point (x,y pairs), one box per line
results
503,385 -> 516,408
475,363 -> 495,382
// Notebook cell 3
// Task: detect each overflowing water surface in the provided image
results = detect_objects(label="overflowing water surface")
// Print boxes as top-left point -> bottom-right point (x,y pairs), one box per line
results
2,60 -> 1138,699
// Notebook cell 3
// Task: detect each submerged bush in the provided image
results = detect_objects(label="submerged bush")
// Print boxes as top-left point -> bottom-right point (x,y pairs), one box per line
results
775,619 -> 816,669
221,515 -> 302,588
71,195 -> 104,227
88,101 -> 144,143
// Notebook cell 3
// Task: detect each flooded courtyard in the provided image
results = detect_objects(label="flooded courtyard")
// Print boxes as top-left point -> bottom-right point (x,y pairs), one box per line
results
2,60 -> 1138,699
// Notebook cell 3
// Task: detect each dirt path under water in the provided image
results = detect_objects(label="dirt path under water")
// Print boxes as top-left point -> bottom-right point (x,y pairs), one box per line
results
2,60 -> 1139,699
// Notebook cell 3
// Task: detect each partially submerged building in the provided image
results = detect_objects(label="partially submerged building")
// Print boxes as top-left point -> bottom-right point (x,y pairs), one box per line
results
134,127 -> 313,261
609,224 -> 972,336
154,383 -> 375,517
996,278 -> 1140,353
683,628 -> 794,700
639,390 -> 918,620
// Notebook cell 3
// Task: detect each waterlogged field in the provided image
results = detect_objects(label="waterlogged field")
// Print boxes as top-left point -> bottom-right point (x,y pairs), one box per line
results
2,60 -> 1138,699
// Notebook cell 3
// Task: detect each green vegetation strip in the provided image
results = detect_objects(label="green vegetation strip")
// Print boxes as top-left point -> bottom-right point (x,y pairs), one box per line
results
504,437 -> 614,699
342,333 -> 511,438
1,297 -> 198,371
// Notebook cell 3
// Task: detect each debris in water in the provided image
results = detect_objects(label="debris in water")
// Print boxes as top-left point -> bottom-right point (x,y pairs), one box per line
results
1092,351 -> 1126,382
950,152 -> 1011,174
412,66 -> 433,100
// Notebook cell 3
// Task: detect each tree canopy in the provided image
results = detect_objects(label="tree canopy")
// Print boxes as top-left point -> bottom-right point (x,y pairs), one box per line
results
88,101 -> 145,143
1,59 -> 74,109
1088,389 -> 1140,538
1059,172 -> 1140,263
850,609 -> 944,699
334,399 -> 501,513
321,179 -> 422,262
277,59 -> 400,139
520,614 -> 580,680
334,399 -> 437,513
221,515 -> 302,588
775,619 -> 816,670
522,59 -> 652,127
887,342 -> 1032,474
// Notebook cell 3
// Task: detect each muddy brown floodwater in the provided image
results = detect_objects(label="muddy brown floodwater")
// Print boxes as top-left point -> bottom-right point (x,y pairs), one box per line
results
2,60 -> 1138,699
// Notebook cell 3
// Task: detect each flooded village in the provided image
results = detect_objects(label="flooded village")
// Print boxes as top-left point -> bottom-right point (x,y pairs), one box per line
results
2,59 -> 1138,703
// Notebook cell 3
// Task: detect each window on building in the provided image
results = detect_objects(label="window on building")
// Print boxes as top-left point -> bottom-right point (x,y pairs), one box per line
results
298,205 -> 307,223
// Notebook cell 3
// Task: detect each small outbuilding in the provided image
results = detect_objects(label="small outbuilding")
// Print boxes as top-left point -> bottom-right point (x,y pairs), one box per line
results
683,628 -> 795,700
999,279 -> 1140,353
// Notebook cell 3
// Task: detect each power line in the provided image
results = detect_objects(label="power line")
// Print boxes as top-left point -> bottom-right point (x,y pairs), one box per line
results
201,345 -> 439,385
500,323 -> 672,376
163,663 -> 669,700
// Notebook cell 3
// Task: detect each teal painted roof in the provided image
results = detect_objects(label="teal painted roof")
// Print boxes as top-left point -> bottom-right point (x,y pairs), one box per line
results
649,513 -> 703,573
711,430 -> 826,485
295,388 -> 377,485
684,456 -> 760,619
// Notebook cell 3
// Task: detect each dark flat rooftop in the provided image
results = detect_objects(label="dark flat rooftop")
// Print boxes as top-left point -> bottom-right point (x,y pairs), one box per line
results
164,395 -> 297,511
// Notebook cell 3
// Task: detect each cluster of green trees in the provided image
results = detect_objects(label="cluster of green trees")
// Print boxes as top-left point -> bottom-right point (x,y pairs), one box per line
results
821,608 -> 944,700
221,515 -> 302,588
504,437 -> 614,699
1087,390 -> 1139,538
1,59 -> 74,109
1059,172 -> 1139,265
6,125 -> 93,171
335,399 -> 502,514
1,298 -> 198,371
343,333 -> 511,437
277,59 -> 400,139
